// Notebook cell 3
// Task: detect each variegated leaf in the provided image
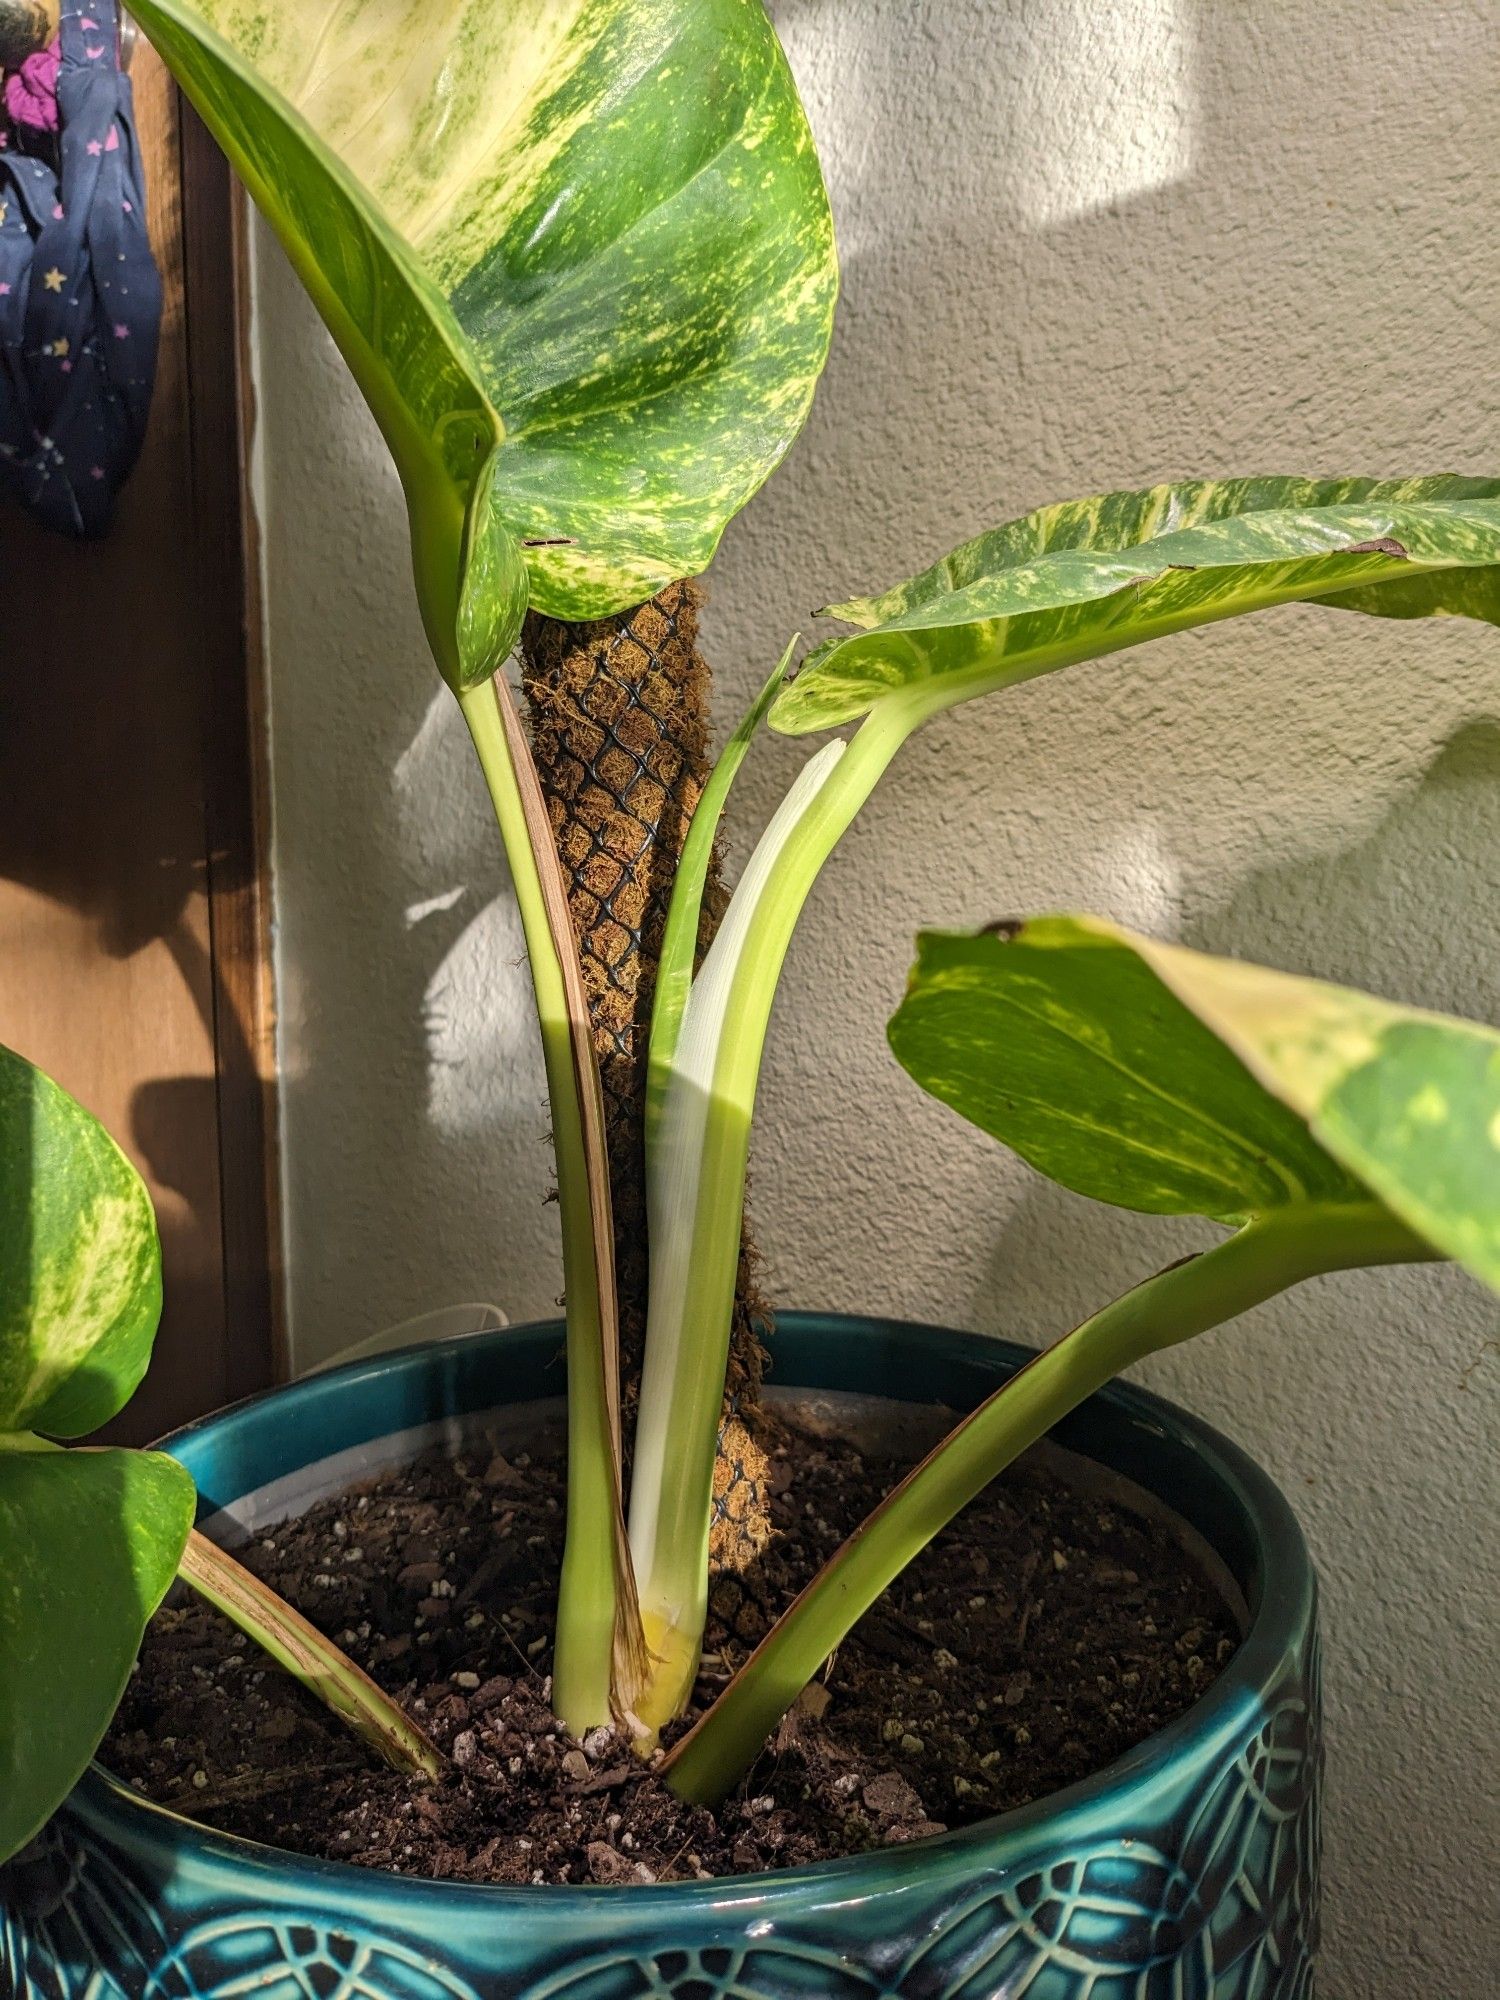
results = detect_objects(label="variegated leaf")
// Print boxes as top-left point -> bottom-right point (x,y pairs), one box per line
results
1125,933 -> 1500,1293
0,1042 -> 161,1439
891,915 -> 1500,1292
134,0 -> 837,679
887,918 -> 1366,1224
774,474 -> 1500,734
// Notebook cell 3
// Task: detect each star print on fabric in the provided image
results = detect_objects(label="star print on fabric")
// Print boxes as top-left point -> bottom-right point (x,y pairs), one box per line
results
0,0 -> 165,536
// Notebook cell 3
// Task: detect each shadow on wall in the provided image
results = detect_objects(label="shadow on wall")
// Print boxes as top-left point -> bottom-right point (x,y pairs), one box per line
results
1186,715 -> 1500,1012
741,0 -> 1492,622
722,0 -> 1497,1352
252,232 -> 563,1367
966,715 -> 1500,1334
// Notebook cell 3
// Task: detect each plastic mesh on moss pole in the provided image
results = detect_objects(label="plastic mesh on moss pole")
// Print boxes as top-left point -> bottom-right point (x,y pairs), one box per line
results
521,582 -> 771,1573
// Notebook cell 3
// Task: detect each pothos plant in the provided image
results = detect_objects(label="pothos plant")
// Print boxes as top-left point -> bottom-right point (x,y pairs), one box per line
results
7,0 -> 1488,1849
0,1037 -> 443,1866
0,1040 -> 194,1864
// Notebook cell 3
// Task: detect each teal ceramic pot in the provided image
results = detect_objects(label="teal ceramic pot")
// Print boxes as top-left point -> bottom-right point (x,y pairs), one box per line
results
3,1314 -> 1321,1999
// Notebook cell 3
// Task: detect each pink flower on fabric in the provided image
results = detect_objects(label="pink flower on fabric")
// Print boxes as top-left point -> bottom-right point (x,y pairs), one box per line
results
4,43 -> 61,134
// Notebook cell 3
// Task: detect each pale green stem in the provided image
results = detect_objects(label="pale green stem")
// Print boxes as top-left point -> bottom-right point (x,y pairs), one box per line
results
664,1202 -> 1435,1801
179,1532 -> 443,1779
644,640 -> 797,1153
630,690 -> 929,1722
44,1441 -> 443,1776
457,678 -> 630,1731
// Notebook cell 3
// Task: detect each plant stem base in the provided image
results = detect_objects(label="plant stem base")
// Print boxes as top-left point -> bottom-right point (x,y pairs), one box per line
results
520,584 -> 772,1572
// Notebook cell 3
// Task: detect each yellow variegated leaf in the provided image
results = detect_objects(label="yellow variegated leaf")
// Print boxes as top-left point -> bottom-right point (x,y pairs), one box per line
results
0,1048 -> 186,1864
0,1043 -> 161,1439
887,918 -> 1366,1224
134,0 -> 837,680
1127,935 -> 1500,1294
775,475 -> 1500,734
892,915 -> 1500,1295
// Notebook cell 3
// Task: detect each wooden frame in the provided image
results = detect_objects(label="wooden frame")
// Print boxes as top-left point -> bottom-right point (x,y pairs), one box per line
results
0,57 -> 282,1437
180,102 -> 285,1404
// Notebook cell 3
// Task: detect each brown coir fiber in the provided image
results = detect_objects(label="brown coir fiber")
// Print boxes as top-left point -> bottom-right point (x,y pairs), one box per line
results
520,582 -> 770,1569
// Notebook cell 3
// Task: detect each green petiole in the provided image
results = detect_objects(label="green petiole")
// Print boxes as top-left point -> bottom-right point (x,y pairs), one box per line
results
457,675 -> 644,1732
645,638 -> 799,1154
663,1201 -> 1434,1801
179,1532 -> 444,1780
630,689 -> 930,1723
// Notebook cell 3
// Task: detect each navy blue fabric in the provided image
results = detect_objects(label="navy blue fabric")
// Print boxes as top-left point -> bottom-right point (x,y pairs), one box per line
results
0,2 -> 161,536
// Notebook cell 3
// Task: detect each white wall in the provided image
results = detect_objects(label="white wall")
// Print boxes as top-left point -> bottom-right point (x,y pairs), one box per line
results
253,2 -> 1498,1988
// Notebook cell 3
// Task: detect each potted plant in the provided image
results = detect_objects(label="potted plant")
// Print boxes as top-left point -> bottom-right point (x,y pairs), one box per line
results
3,4 -> 1497,1995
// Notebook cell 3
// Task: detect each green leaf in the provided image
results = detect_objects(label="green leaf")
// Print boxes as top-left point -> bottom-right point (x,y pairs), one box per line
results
1119,937 -> 1500,1294
773,475 -> 1500,734
0,1044 -> 161,1440
887,918 -> 1368,1224
134,0 -> 837,670
0,1444 -> 194,1863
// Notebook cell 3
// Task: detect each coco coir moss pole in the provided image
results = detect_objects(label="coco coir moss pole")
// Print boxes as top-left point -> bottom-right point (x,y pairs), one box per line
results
520,582 -> 771,1573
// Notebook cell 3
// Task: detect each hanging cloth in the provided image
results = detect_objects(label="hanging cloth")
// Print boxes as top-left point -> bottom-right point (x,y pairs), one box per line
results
0,1 -> 161,536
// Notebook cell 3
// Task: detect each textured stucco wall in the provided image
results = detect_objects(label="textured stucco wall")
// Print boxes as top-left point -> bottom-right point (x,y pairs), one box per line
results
252,2 -> 1498,1988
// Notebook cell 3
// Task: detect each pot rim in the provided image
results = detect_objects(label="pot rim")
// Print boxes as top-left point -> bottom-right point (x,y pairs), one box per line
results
76,1310 -> 1315,1911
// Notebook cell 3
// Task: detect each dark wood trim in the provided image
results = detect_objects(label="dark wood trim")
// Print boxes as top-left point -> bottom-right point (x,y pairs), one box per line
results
0,58 -> 281,1435
177,102 -> 286,1393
